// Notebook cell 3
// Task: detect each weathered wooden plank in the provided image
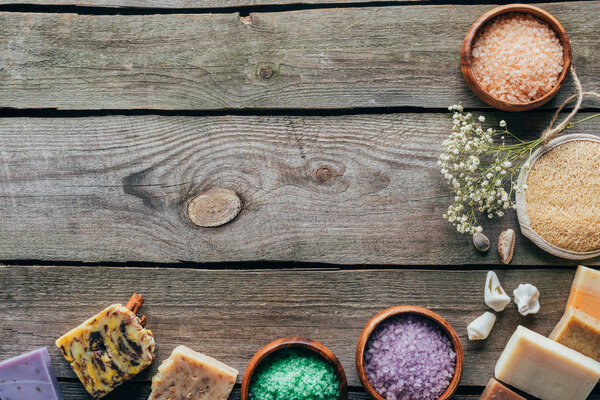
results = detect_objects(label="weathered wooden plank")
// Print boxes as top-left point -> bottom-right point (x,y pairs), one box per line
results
0,113 -> 598,265
0,0 -> 421,8
56,382 -> 600,400
0,2 -> 598,110
0,266 -> 588,390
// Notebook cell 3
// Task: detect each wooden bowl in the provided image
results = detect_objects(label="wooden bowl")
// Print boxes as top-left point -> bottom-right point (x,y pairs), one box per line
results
461,4 -> 572,112
241,337 -> 348,400
356,306 -> 464,400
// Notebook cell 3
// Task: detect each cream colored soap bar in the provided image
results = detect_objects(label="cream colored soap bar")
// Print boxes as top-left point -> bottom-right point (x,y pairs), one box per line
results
495,325 -> 600,400
149,345 -> 238,400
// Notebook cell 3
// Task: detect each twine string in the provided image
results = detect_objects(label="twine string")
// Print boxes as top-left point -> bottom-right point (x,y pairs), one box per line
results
542,66 -> 600,145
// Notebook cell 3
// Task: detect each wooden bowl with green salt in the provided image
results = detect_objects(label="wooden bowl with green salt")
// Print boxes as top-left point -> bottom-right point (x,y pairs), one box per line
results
241,337 -> 348,400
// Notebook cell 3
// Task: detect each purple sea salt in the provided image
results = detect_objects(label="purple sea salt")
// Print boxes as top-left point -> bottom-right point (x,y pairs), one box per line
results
364,314 -> 456,400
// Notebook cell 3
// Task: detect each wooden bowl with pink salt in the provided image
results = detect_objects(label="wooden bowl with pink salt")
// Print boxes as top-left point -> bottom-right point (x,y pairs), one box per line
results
461,4 -> 572,112
356,305 -> 464,400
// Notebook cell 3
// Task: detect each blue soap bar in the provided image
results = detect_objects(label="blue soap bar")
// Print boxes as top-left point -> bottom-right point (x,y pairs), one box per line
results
0,347 -> 63,400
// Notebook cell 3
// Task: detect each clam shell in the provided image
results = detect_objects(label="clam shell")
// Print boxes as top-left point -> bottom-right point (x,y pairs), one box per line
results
473,232 -> 490,252
498,229 -> 516,264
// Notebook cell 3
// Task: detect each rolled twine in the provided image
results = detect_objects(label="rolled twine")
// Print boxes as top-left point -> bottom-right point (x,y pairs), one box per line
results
542,66 -> 600,145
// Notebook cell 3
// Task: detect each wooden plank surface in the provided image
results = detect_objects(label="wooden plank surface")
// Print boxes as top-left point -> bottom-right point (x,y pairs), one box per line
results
0,266 -> 593,392
0,0 -> 420,8
1,112 -> 598,265
55,382 -> 600,400
0,2 -> 598,110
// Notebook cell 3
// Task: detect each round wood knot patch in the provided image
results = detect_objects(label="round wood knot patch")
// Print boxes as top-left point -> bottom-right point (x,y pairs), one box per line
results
187,188 -> 242,228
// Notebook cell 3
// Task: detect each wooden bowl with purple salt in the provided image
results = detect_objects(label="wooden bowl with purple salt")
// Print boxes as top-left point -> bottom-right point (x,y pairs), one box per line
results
461,4 -> 572,112
356,306 -> 464,400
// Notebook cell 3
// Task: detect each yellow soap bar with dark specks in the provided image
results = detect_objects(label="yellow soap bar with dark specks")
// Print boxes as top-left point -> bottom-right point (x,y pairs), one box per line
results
56,303 -> 155,399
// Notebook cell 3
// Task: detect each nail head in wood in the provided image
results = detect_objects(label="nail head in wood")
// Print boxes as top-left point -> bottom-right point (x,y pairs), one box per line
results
187,188 -> 242,228
259,66 -> 273,80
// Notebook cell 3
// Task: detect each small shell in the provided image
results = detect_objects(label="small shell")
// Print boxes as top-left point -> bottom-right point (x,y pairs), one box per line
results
498,229 -> 516,264
467,312 -> 496,340
473,232 -> 490,252
485,271 -> 511,312
513,284 -> 540,316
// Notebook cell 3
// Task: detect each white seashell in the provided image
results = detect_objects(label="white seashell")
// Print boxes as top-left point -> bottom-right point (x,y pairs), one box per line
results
498,229 -> 516,264
485,271 -> 511,312
467,312 -> 496,340
513,284 -> 540,316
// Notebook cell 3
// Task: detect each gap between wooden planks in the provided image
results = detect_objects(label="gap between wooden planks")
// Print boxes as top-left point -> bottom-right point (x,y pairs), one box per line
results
0,113 -> 598,265
0,266 -> 584,390
0,2 -> 598,110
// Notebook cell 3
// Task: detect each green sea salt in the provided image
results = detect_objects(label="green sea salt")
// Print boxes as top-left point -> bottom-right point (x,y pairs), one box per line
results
249,348 -> 340,400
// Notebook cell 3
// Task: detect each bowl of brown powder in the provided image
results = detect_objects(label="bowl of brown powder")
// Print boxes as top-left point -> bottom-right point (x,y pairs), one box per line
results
516,134 -> 600,259
461,4 -> 571,112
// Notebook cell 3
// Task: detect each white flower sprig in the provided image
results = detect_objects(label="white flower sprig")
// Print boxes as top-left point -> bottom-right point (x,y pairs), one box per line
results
438,105 -> 542,234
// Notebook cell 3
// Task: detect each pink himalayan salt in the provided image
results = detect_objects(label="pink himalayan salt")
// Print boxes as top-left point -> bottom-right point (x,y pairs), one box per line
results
364,314 -> 456,400
471,12 -> 563,103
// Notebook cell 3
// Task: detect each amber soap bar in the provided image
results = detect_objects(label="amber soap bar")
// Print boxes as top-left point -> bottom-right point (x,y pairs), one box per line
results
495,325 -> 600,400
149,345 -> 239,400
566,265 -> 600,319
56,299 -> 155,399
550,306 -> 600,362
480,378 -> 525,400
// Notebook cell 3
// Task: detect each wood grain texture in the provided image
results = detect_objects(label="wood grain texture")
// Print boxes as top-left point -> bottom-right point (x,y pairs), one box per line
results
0,113 -> 599,265
0,0 -> 420,7
62,382 -> 589,400
0,265 -> 592,390
0,2 -> 598,110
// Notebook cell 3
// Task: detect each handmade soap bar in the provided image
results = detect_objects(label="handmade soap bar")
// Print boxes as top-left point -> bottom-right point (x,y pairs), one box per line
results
56,294 -> 155,399
0,347 -> 64,400
566,265 -> 600,319
149,345 -> 238,400
480,378 -> 525,400
550,306 -> 600,362
495,325 -> 600,400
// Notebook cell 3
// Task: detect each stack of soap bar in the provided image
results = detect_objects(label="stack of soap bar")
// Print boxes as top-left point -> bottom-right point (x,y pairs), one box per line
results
550,306 -> 600,362
148,345 -> 238,400
495,325 -> 600,400
480,378 -> 525,400
566,265 -> 600,319
0,347 -> 64,400
56,294 -> 155,399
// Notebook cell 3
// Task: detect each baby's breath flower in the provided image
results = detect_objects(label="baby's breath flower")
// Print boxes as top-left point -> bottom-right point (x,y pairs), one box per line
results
439,106 -> 544,235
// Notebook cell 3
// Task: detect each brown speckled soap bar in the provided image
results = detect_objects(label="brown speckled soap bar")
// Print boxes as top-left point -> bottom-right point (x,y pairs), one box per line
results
149,345 -> 238,400
550,307 -> 600,362
55,294 -> 155,399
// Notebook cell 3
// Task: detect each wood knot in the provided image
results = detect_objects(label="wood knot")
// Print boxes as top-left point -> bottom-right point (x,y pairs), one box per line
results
187,188 -> 242,228
259,66 -> 273,80
315,166 -> 335,183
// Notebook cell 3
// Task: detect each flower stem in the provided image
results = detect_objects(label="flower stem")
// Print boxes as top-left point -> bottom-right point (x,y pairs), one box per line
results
565,113 -> 600,131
